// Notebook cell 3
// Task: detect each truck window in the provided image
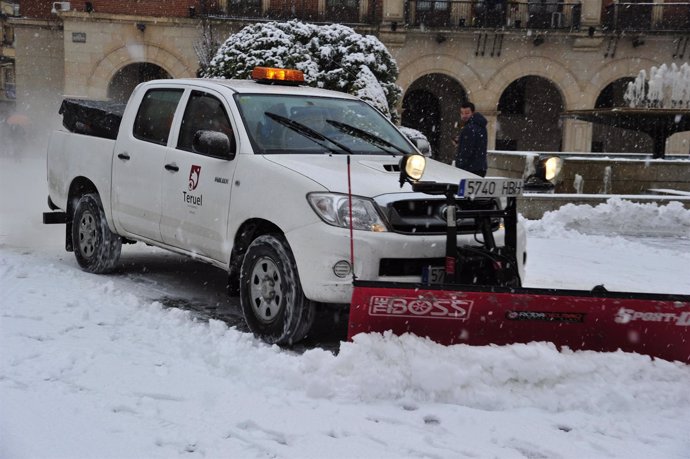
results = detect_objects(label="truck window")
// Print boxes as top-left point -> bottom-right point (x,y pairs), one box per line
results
133,88 -> 183,145
177,91 -> 234,156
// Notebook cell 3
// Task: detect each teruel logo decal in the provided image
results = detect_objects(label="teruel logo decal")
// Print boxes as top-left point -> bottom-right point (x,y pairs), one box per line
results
183,165 -> 203,206
615,308 -> 690,327
189,165 -> 201,191
368,295 -> 472,320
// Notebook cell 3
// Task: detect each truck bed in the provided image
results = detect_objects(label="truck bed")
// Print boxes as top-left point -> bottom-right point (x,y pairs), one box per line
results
59,98 -> 126,140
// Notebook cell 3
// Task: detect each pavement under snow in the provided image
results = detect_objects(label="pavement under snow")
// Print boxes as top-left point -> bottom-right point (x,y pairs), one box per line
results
1,154 -> 689,458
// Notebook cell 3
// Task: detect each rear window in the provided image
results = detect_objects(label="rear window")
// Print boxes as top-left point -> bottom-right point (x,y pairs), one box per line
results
133,89 -> 183,145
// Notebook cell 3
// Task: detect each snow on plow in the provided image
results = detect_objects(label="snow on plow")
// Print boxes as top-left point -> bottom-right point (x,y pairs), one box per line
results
348,282 -> 690,363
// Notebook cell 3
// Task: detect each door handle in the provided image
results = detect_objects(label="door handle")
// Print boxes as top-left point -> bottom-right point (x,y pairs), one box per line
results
117,152 -> 130,160
165,163 -> 179,172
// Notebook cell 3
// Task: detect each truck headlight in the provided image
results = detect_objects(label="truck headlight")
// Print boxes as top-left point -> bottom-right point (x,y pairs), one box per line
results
307,193 -> 388,232
399,154 -> 426,187
524,155 -> 564,193
543,156 -> 563,181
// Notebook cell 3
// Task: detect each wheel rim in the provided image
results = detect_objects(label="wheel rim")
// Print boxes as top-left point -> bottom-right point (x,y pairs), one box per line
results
249,256 -> 283,324
78,210 -> 98,259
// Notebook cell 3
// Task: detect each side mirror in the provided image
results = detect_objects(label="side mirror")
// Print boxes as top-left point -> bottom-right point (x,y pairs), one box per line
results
193,130 -> 236,159
411,137 -> 431,157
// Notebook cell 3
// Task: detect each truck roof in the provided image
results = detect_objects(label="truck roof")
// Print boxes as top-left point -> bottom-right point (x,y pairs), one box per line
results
141,78 -> 359,99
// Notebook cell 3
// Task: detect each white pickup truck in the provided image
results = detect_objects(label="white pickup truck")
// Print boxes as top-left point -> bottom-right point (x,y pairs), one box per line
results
45,67 -> 526,345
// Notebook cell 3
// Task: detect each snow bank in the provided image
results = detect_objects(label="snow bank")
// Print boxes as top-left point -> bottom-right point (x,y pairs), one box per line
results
3,249 -> 688,415
525,196 -> 690,238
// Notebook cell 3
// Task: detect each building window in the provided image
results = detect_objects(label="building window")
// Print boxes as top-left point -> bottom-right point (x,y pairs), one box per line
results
1,65 -> 15,100
414,0 -> 451,26
2,24 -> 15,46
326,0 -> 359,23
228,0 -> 262,17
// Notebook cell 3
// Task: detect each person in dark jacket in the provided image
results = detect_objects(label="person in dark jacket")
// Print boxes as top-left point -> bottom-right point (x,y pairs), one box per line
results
454,101 -> 488,177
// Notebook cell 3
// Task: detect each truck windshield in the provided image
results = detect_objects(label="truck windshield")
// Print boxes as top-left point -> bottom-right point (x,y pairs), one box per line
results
235,94 -> 414,155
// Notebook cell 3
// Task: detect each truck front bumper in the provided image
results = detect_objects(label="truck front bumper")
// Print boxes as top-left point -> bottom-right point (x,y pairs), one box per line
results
286,222 -> 527,304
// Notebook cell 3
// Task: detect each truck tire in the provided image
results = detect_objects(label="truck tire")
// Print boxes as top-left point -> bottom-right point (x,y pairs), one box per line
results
72,193 -> 122,273
240,234 -> 315,345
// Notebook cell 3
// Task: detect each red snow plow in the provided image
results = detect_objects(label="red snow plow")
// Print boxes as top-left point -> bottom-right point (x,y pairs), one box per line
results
348,162 -> 690,363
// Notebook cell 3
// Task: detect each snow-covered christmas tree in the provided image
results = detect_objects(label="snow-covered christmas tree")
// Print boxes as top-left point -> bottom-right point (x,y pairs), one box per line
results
203,20 -> 402,120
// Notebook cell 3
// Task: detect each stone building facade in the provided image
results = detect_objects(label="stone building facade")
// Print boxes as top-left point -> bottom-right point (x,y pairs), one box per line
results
0,1 -> 19,119
8,0 -> 690,157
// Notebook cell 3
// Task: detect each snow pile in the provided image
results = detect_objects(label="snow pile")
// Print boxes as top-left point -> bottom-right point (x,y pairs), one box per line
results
2,246 -> 689,458
525,196 -> 690,238
5,253 -> 687,413
522,197 -> 690,294
316,333 -> 690,412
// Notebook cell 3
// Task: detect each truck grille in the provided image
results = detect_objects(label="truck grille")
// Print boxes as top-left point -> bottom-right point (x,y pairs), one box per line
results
379,258 -> 444,276
382,198 -> 499,234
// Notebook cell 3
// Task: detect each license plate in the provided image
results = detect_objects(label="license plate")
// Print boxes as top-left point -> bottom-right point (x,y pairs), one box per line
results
457,178 -> 523,198
422,266 -> 445,284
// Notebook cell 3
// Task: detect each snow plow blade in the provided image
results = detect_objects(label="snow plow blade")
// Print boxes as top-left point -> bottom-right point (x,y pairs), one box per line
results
348,281 -> 690,363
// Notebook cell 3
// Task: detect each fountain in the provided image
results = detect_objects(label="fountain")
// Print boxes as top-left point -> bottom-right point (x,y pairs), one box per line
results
623,63 -> 690,109
564,63 -> 690,158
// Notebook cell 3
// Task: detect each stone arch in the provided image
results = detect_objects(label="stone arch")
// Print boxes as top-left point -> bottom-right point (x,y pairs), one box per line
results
590,75 -> 653,153
496,76 -> 565,151
397,55 -> 486,162
580,57 -> 659,109
398,54 -> 483,101
401,73 -> 467,162
107,62 -> 172,103
88,43 -> 195,99
483,56 -> 579,111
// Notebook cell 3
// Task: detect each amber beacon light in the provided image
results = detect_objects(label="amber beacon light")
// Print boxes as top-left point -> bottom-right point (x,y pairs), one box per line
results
251,67 -> 305,84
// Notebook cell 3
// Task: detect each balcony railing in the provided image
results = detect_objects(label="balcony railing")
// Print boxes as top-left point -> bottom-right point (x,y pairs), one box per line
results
603,2 -> 690,32
215,0 -> 377,24
405,1 -> 582,30
207,0 -> 690,32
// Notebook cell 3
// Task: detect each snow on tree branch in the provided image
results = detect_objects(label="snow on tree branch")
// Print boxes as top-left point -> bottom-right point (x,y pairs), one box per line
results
203,20 -> 402,120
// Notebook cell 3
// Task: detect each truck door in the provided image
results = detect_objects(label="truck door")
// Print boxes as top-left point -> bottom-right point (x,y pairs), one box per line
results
112,88 -> 184,242
160,90 -> 237,263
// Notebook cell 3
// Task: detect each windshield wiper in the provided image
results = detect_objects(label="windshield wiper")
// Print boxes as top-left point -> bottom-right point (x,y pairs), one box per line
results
325,119 -> 410,156
265,112 -> 353,155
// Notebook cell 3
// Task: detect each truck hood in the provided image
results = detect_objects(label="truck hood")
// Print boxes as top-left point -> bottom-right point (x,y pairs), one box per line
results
263,154 -> 477,196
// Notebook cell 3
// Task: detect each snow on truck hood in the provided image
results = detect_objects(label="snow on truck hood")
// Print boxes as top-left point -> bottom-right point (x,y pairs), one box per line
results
263,154 -> 476,196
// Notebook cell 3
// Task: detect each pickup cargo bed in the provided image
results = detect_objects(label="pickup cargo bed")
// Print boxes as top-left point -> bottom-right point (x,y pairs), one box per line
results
59,98 -> 126,140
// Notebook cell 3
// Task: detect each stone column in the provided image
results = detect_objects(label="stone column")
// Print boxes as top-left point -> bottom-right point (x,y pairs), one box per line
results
652,0 -> 664,28
667,132 -> 690,155
562,119 -> 592,152
381,0 -> 404,25
12,19 -> 65,146
580,0 -> 603,28
484,112 -> 498,151
216,0 -> 228,14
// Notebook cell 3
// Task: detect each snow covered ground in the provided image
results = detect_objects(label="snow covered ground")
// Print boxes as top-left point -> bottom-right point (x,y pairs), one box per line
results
2,153 -> 690,458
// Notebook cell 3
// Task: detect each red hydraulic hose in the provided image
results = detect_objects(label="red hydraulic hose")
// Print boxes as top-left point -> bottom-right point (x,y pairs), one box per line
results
347,155 -> 355,281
